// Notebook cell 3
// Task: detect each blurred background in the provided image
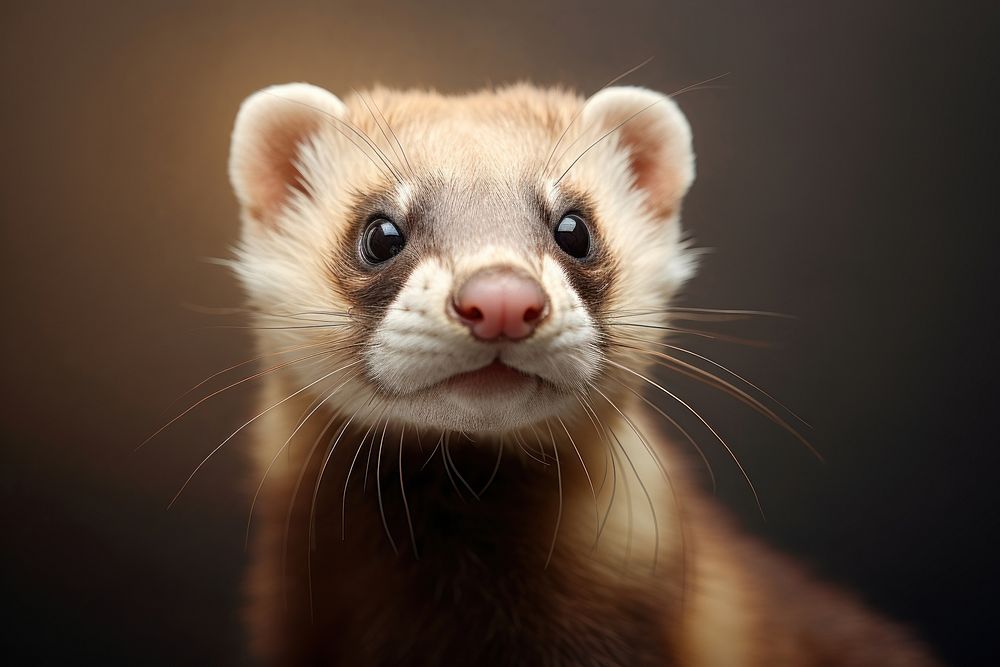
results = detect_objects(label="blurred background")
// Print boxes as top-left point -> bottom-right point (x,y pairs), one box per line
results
1,1 -> 996,664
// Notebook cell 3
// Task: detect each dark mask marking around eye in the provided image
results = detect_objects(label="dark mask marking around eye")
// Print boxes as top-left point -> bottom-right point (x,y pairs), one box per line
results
539,186 -> 617,334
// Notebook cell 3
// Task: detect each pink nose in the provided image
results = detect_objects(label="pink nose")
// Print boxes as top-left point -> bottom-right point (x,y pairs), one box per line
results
451,268 -> 548,341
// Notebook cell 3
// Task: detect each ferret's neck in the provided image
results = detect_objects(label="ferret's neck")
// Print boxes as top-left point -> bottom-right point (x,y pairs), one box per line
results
256,374 -> 684,566
252,376 -> 689,663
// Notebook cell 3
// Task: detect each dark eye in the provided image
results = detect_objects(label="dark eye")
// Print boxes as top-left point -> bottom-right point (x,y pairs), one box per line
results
361,218 -> 406,264
553,214 -> 590,258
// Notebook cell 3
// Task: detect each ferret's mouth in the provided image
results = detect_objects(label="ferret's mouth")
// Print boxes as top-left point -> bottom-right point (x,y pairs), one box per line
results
439,360 -> 538,394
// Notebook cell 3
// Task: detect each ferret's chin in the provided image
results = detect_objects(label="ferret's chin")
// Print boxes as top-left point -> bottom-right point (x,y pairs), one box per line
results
441,360 -> 536,394
390,373 -> 570,433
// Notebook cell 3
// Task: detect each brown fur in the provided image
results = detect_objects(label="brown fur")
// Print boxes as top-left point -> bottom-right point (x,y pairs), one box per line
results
245,384 -> 938,665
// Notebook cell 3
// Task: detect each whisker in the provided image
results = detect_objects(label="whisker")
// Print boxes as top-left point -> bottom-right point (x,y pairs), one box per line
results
363,417 -> 377,493
623,344 -> 820,460
137,343 -> 353,452
333,110 -> 406,185
606,308 -> 749,323
420,434 -> 443,471
544,420 -> 563,569
665,306 -> 793,319
513,431 -> 549,465
572,394 -> 609,494
553,100 -> 662,188
557,415 -> 599,537
527,423 -> 550,463
477,435 -> 505,497
618,331 -> 810,428
667,72 -> 731,99
398,425 -> 419,558
355,89 -> 408,180
607,321 -> 771,348
375,417 -> 399,554
575,394 -> 619,545
445,437 -> 480,501
154,339 -> 326,418
252,314 -> 355,325
303,396 -> 379,618
587,384 -> 664,572
601,365 -> 696,602
605,426 -> 634,568
245,371 -> 360,548
208,322 -> 355,331
544,357 -> 600,534
440,434 -> 466,501
292,394 -> 375,617
262,92 -> 403,185
541,55 -> 654,177
167,359 -> 362,508
198,305 -> 355,321
605,307 -> 789,324
354,89 -> 412,181
606,376 -> 718,493
282,400 -> 344,615
339,403 -> 388,541
605,359 -> 765,517
549,70 -> 727,180
586,380 -> 672,487
368,93 -> 413,177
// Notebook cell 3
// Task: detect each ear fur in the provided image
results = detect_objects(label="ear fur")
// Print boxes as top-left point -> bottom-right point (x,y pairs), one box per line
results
580,86 -> 695,217
228,83 -> 346,227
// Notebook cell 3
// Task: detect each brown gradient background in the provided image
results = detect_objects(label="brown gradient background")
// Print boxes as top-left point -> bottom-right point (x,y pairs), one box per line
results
1,1 -> 995,664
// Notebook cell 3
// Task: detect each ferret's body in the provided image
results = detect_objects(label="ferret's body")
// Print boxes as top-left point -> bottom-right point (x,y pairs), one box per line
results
246,385 -> 932,666
227,84 -> 938,665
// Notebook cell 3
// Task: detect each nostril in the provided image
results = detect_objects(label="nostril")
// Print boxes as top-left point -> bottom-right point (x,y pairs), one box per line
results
523,306 -> 543,323
453,300 -> 484,322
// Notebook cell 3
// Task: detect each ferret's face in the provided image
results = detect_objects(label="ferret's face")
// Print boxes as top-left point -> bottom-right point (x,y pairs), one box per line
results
229,84 -> 695,432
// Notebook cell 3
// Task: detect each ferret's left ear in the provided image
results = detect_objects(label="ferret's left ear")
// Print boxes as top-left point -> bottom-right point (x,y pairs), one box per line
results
229,83 -> 346,227
580,86 -> 694,218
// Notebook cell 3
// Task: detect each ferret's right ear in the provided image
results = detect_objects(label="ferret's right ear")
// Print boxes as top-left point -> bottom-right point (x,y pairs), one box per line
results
228,83 -> 345,228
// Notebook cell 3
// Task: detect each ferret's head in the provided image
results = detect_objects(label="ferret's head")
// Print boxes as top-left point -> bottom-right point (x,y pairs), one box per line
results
228,83 -> 695,432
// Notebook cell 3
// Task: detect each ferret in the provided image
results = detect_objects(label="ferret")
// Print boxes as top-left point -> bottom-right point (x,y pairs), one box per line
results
225,82 -> 940,665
